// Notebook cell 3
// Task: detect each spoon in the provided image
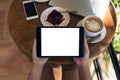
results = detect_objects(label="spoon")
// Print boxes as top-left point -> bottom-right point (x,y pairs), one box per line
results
87,33 -> 102,43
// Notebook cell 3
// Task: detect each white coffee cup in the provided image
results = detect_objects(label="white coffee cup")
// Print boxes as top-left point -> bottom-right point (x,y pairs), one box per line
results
80,15 -> 104,37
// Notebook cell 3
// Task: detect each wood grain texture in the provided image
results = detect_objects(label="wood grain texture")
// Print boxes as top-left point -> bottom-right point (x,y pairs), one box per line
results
0,0 -> 31,79
8,0 -> 116,65
0,74 -> 28,80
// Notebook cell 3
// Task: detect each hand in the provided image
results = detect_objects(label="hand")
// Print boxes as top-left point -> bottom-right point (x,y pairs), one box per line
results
32,39 -> 48,67
73,39 -> 90,66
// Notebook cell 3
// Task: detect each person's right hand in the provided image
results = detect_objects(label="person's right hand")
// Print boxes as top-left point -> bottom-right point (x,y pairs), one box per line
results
73,39 -> 90,66
32,39 -> 48,67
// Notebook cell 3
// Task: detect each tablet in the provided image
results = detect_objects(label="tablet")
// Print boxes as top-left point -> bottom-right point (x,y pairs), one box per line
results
37,26 -> 84,57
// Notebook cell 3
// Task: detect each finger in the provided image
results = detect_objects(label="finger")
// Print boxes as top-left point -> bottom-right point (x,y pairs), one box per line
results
84,38 -> 89,56
73,38 -> 89,60
32,39 -> 37,58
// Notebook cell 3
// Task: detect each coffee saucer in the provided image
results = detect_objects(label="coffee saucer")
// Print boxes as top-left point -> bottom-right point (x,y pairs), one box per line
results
87,26 -> 106,43
76,20 -> 106,43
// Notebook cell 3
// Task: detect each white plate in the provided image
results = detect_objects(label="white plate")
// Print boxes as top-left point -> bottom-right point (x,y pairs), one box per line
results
40,7 -> 70,26
34,0 -> 49,2
77,20 -> 106,43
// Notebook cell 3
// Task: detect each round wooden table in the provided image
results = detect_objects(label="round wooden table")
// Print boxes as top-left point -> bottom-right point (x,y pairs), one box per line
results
8,0 -> 116,65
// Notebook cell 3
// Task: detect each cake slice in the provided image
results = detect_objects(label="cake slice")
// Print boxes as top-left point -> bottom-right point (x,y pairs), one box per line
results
47,10 -> 64,25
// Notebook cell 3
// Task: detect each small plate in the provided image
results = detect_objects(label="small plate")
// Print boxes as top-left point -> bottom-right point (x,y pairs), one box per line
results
77,20 -> 106,43
40,7 -> 70,26
34,0 -> 49,2
76,20 -> 82,26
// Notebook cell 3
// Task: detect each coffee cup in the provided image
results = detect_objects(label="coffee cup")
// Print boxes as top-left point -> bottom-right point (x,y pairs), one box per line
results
80,15 -> 104,37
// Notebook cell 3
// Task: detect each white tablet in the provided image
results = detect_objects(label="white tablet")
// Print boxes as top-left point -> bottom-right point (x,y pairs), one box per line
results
37,26 -> 84,57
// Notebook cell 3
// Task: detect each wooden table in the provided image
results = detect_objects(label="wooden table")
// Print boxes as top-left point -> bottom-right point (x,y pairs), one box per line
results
8,0 -> 116,65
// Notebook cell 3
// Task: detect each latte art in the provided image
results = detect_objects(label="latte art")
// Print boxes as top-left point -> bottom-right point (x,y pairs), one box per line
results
80,15 -> 104,38
84,19 -> 102,32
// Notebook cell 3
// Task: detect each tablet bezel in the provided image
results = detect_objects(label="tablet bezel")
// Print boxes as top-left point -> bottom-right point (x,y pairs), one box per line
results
37,26 -> 84,57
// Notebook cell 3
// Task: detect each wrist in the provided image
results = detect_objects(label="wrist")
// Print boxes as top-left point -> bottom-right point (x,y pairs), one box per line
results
75,61 -> 88,66
77,62 -> 88,68
32,63 -> 45,68
77,62 -> 92,80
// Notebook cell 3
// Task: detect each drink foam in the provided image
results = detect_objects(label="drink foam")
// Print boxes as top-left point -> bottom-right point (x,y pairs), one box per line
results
84,19 -> 102,32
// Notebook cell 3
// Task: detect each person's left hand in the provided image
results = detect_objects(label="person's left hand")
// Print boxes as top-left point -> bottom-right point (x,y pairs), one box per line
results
32,39 -> 48,67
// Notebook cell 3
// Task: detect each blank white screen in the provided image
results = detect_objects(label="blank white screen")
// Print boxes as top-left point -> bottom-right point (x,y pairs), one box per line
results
41,28 -> 79,56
